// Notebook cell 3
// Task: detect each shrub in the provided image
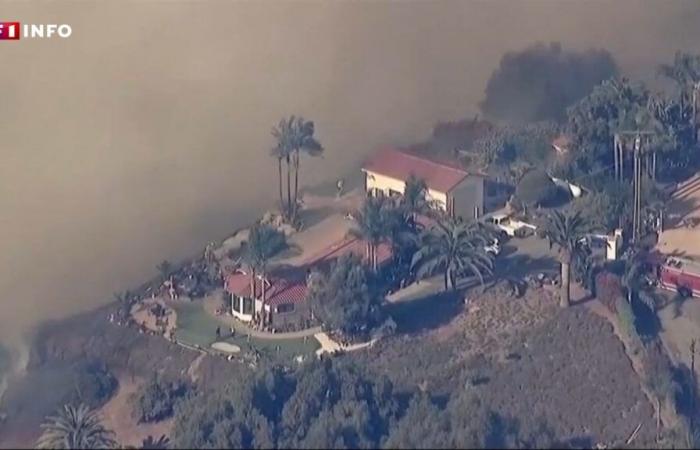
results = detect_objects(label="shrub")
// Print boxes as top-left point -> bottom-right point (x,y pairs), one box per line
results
134,376 -> 189,423
595,271 -> 623,313
72,360 -> 118,408
642,342 -> 679,408
614,296 -> 645,356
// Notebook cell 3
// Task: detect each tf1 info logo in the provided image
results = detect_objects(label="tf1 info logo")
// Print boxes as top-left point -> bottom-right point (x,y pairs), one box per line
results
0,22 -> 72,40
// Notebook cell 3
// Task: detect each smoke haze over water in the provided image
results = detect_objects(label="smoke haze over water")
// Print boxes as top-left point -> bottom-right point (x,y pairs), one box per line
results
1,0 -> 700,342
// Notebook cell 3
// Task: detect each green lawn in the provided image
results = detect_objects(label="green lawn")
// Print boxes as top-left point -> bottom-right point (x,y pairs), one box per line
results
172,302 -> 319,358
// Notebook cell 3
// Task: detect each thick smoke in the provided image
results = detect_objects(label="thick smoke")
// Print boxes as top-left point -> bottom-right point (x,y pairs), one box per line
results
0,1 -> 700,345
480,43 -> 618,123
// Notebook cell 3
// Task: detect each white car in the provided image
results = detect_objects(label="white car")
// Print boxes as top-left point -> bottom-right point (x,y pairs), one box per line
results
485,213 -> 536,238
484,238 -> 501,256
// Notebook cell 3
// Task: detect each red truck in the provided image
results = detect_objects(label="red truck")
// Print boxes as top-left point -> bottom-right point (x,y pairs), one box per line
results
659,256 -> 700,298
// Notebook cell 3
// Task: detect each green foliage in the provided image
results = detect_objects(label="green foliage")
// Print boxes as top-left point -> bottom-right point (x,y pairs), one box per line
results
170,361 -> 400,449
615,297 -> 637,341
72,360 -> 118,410
270,115 -> 323,220
572,244 -> 596,291
515,169 -> 560,207
133,376 -> 189,423
383,393 -> 450,449
542,210 -> 590,262
642,342 -> 680,407
543,210 -> 590,307
595,271 -> 623,313
572,180 -> 630,232
400,174 -> 432,218
411,217 -> 494,291
351,196 -> 392,247
36,403 -> 117,449
567,77 -> 650,172
350,196 -> 400,271
138,435 -> 170,450
307,254 -> 383,340
244,223 -> 287,272
470,121 -> 560,182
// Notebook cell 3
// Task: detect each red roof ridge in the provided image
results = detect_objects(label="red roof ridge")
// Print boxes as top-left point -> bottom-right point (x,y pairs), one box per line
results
369,147 -> 469,176
302,235 -> 357,265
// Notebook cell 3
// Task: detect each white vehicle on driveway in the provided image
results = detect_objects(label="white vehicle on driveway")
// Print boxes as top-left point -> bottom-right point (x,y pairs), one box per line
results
485,213 -> 537,238
484,238 -> 501,256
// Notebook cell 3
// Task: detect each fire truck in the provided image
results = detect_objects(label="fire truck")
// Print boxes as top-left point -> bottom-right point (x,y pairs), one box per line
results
658,256 -> 700,298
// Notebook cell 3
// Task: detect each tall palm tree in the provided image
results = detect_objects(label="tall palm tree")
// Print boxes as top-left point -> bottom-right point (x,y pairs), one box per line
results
411,217 -> 494,291
400,174 -> 435,225
270,116 -> 323,221
36,403 -> 117,449
290,118 -> 323,220
270,141 -> 290,215
243,224 -> 287,324
350,196 -> 392,271
542,210 -> 590,308
271,118 -> 294,219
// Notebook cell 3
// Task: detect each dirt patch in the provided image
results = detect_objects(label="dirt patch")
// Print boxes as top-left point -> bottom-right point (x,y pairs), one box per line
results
98,375 -> 172,448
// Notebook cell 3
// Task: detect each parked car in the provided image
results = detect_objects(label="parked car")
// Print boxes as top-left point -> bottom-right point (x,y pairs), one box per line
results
484,238 -> 501,256
485,213 -> 536,238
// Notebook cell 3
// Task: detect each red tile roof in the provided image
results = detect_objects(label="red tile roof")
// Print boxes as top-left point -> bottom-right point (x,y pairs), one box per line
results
226,269 -> 308,306
225,236 -> 393,307
362,147 -> 471,193
304,235 -> 392,267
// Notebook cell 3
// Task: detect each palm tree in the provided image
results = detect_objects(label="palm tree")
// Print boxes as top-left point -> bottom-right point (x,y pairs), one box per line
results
622,249 -> 657,311
270,141 -> 289,215
243,224 -> 287,324
350,196 -> 396,271
36,403 -> 117,449
542,210 -> 590,308
271,118 -> 295,219
270,116 -> 323,221
290,118 -> 323,220
139,435 -> 170,450
400,174 -> 433,221
411,217 -> 494,291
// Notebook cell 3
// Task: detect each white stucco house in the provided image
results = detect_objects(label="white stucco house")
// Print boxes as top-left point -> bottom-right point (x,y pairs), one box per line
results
362,147 -> 485,219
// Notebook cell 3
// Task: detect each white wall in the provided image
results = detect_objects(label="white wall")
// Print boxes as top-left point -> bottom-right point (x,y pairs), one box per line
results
364,170 -> 447,210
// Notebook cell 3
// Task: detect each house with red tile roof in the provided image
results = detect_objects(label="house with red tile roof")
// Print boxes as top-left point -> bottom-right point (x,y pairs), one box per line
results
362,147 -> 485,219
225,235 -> 392,329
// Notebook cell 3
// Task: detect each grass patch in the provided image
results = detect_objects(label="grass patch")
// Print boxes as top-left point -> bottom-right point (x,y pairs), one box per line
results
172,302 -> 319,358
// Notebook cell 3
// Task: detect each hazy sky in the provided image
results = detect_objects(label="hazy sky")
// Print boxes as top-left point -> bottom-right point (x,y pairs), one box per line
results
1,0 -> 700,341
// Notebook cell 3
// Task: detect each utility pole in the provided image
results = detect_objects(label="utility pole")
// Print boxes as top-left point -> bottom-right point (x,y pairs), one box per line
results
633,134 -> 643,243
691,339 -> 697,443
614,131 -> 655,243
693,82 -> 700,145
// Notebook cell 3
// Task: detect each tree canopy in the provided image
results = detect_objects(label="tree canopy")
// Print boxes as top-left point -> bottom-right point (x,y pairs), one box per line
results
411,217 -> 494,291
36,404 -> 117,450
515,169 -> 560,207
307,254 -> 383,340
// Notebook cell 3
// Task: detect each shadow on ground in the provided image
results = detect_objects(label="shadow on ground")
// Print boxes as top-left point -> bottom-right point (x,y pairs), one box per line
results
387,290 -> 461,334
